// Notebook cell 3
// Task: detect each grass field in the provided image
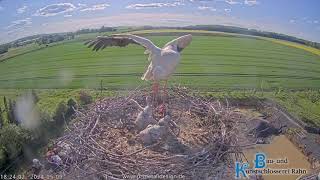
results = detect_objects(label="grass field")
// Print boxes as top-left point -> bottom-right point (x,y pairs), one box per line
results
0,33 -> 319,90
0,30 -> 319,126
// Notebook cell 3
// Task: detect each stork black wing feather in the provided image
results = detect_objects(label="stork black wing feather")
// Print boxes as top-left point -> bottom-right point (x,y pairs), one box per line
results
93,39 -> 106,51
85,36 -> 142,51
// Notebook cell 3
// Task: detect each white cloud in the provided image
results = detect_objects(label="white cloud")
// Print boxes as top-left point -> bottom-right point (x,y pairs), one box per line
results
34,3 -> 76,17
126,2 -> 184,9
64,14 -> 72,17
224,8 -> 231,13
5,18 -> 32,35
198,6 -> 216,11
313,20 -> 318,24
189,0 -> 215,2
244,0 -> 259,6
2,12 -> 320,44
80,3 -> 110,12
0,6 -> 3,11
289,19 -> 295,24
225,0 -> 241,5
41,23 -> 49,27
6,18 -> 32,30
78,3 -> 87,8
17,5 -> 28,14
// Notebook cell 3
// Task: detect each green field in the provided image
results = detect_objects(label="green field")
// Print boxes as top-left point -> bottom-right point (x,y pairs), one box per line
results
0,33 -> 319,90
0,31 -> 319,126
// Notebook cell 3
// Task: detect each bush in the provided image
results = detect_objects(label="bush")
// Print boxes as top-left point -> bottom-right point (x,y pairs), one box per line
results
0,124 -> 31,159
79,91 -> 93,105
66,98 -> 77,119
3,97 -> 19,125
0,45 -> 8,54
0,107 -> 4,128
30,111 -> 53,144
0,147 -> 8,168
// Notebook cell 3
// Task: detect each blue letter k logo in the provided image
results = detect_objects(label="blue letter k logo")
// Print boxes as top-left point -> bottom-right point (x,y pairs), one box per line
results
235,162 -> 248,178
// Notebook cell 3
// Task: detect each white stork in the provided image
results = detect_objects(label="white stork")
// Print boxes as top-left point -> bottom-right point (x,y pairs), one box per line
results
85,33 -> 192,100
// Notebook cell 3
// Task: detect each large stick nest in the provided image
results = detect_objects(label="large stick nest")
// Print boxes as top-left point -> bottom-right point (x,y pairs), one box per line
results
47,86 -> 246,179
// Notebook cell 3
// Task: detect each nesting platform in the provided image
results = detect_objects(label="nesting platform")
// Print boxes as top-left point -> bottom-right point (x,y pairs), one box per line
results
43,87 -> 248,179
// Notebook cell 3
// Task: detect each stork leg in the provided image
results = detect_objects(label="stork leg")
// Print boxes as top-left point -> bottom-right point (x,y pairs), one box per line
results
159,80 -> 168,117
163,80 -> 168,103
152,82 -> 160,102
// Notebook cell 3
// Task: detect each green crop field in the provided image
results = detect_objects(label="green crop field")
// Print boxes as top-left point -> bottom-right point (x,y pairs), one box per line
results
0,33 -> 319,90
0,31 -> 319,127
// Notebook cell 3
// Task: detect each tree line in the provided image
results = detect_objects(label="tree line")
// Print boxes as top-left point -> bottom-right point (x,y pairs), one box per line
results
0,26 -> 116,55
1,25 -> 319,55
177,25 -> 320,49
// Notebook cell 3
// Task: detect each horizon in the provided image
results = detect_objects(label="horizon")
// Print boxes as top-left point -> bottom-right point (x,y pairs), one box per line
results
1,24 -> 317,45
0,0 -> 319,44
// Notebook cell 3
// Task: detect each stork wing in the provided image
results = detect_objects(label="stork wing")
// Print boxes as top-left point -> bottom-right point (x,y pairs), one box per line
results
163,34 -> 192,52
85,34 -> 158,52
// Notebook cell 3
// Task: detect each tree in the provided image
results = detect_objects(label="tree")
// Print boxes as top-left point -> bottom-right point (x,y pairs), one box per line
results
7,99 -> 19,125
66,98 -> 77,119
0,107 -> 3,128
0,124 -> 30,159
0,45 -> 8,54
3,97 -> 19,125
53,101 -> 67,126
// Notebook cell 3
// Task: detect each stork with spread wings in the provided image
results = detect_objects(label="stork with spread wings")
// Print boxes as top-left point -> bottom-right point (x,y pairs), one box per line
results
85,34 -> 192,101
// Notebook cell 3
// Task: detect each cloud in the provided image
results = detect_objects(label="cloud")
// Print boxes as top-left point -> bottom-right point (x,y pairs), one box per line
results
126,2 -> 184,9
314,20 -> 319,24
289,19 -> 295,24
198,6 -> 216,11
224,8 -> 231,13
4,12 -> 319,44
80,3 -> 110,12
244,0 -> 259,6
189,0 -> 214,2
0,6 -> 3,11
225,0 -> 241,5
78,3 -> 87,8
6,18 -> 32,30
17,5 -> 28,14
64,14 -> 72,17
34,3 -> 76,17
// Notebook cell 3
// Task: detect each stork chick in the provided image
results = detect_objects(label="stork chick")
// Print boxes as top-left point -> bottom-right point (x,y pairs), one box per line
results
137,115 -> 179,146
132,96 -> 157,132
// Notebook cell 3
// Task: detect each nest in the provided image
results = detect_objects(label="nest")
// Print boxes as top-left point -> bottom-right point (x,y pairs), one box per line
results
46,86 -> 246,179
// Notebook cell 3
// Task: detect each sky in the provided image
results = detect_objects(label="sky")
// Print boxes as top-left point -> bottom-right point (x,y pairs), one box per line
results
0,0 -> 319,44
